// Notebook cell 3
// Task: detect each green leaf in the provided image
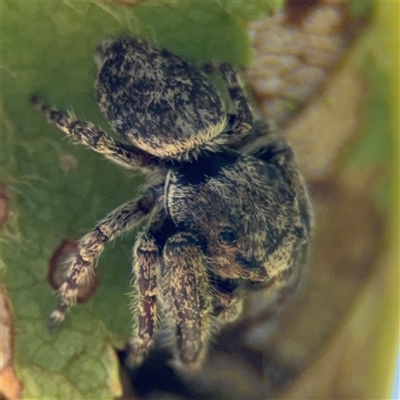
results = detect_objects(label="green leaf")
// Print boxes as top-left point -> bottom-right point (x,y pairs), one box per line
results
1,1 -> 277,398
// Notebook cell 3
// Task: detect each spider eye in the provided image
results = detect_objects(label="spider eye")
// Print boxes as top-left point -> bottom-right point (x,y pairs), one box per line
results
218,227 -> 238,245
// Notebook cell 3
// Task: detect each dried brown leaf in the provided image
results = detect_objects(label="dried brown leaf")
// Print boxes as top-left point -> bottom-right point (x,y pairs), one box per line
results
246,0 -> 366,125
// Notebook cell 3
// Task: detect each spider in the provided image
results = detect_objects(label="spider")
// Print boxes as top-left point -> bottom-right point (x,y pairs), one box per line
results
31,37 -> 313,371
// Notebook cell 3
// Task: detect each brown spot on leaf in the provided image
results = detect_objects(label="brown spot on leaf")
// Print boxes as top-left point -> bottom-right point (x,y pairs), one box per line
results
48,239 -> 99,303
0,284 -> 22,400
0,183 -> 10,228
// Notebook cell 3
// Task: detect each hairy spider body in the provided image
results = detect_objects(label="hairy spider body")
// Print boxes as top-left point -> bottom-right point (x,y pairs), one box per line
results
32,37 -> 313,370
96,38 -> 228,160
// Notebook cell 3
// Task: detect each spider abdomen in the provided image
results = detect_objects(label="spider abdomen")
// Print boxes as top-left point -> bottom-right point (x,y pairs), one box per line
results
96,38 -> 227,159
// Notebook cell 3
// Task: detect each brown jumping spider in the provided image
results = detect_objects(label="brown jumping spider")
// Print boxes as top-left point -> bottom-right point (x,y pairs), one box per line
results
31,38 -> 313,371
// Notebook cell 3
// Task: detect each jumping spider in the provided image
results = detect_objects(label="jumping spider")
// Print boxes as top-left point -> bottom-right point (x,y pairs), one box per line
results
32,37 -> 313,370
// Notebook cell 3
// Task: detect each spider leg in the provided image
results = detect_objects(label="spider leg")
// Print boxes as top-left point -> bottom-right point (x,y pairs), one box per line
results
129,232 -> 160,366
162,232 -> 212,370
203,63 -> 253,134
31,95 -> 161,172
212,290 -> 242,324
48,184 -> 162,330
234,119 -> 300,183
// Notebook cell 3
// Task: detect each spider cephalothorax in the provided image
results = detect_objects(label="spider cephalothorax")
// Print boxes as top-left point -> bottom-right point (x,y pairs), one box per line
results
32,37 -> 313,370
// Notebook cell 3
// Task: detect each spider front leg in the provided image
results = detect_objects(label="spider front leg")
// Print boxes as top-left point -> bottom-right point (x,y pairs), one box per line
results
163,232 -> 212,370
48,185 -> 161,330
31,96 -> 161,172
213,290 -> 242,324
129,232 -> 160,366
